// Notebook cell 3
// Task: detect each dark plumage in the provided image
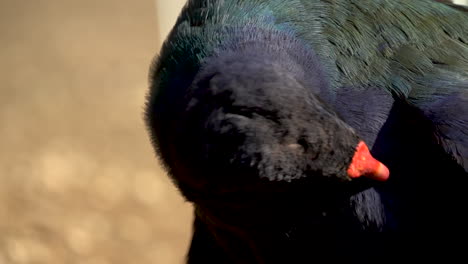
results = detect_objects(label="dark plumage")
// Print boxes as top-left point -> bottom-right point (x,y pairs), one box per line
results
145,0 -> 468,262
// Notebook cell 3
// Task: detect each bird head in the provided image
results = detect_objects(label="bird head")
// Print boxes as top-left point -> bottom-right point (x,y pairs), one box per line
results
164,43 -> 389,201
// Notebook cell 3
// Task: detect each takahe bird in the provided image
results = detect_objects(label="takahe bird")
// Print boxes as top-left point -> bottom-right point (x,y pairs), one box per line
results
145,0 -> 468,262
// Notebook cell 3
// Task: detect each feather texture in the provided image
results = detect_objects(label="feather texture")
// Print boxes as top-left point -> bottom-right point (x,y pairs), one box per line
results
145,0 -> 468,262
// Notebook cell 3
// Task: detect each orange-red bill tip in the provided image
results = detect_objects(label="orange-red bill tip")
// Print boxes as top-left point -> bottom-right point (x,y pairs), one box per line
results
347,141 -> 390,181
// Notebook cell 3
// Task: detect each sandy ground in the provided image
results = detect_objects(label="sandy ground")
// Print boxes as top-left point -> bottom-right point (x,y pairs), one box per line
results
0,1 -> 192,263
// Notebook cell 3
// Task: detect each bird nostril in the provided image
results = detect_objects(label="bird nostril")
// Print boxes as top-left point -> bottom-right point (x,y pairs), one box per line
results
297,138 -> 309,151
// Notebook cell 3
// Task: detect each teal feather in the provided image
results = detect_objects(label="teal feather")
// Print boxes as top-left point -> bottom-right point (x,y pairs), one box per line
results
145,1 -> 468,260
149,0 -> 467,169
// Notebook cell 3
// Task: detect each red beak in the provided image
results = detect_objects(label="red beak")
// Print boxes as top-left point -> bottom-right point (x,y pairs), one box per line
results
347,141 -> 390,181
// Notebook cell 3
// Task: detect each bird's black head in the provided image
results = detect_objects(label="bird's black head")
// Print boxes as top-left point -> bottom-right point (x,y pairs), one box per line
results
161,41 -> 389,202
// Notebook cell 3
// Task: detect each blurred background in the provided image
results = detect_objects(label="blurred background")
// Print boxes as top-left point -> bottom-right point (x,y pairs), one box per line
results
0,0 -> 190,263
0,0 -> 466,264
